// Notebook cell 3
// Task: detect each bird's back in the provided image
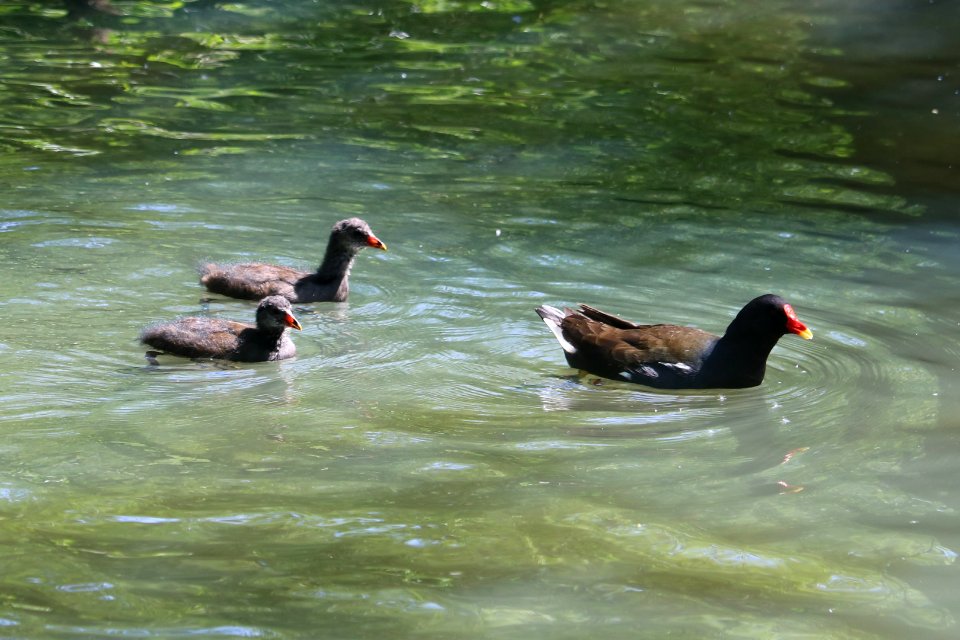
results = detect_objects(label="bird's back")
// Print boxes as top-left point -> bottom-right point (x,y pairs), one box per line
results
141,317 -> 247,359
560,314 -> 718,386
200,263 -> 306,301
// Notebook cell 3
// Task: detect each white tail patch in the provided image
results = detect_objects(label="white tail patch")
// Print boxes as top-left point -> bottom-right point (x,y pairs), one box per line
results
537,305 -> 577,354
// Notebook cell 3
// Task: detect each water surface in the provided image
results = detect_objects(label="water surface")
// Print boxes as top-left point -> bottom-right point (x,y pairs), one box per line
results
1,1 -> 959,638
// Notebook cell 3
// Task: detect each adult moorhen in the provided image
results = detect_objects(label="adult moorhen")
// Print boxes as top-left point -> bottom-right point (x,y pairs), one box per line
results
535,293 -> 812,389
200,217 -> 386,303
141,295 -> 302,362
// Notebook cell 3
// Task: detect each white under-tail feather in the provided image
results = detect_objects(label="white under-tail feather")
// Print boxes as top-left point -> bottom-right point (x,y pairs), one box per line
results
535,305 -> 577,354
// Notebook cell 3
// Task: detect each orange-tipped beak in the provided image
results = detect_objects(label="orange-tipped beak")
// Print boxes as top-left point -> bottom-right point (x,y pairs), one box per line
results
783,304 -> 813,340
367,234 -> 387,251
792,324 -> 813,340
783,303 -> 812,339
284,313 -> 303,331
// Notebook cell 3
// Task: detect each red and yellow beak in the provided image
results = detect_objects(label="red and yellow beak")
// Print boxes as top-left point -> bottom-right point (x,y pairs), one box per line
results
783,304 -> 812,340
366,233 -> 387,251
284,313 -> 303,331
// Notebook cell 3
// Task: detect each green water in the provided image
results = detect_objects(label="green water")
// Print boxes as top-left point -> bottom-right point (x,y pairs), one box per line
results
1,1 -> 959,638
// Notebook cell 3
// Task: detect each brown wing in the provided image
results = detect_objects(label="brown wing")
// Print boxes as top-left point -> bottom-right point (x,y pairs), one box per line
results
561,314 -> 717,373
141,317 -> 251,359
200,263 -> 307,300
618,324 -> 717,366
576,304 -> 642,329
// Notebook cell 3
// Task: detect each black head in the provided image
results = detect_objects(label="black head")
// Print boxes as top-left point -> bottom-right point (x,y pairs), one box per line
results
330,217 -> 387,252
724,294 -> 812,341
255,295 -> 303,331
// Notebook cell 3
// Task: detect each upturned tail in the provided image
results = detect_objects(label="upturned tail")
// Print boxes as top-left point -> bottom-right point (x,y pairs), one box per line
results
535,305 -> 577,354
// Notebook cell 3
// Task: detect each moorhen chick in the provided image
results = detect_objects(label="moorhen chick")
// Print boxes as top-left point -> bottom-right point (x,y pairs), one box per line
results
535,294 -> 813,389
141,295 -> 302,362
199,217 -> 386,303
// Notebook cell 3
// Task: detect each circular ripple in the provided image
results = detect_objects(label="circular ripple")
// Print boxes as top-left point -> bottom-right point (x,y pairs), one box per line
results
516,297 -> 932,444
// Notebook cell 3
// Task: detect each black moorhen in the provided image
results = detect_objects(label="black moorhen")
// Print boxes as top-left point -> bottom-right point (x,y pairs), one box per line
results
535,294 -> 812,389
141,295 -> 302,362
200,217 -> 386,303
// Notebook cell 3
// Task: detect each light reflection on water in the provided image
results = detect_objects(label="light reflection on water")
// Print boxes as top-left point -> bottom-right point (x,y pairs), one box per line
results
0,0 -> 959,638
2,194 -> 956,637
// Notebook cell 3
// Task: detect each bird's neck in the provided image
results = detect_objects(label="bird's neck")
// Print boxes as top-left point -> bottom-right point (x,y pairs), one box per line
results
316,239 -> 357,283
252,321 -> 287,342
261,328 -> 287,351
717,331 -> 780,362
703,333 -> 780,386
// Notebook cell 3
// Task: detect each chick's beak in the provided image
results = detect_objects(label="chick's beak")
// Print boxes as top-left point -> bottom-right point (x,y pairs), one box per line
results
367,234 -> 387,251
285,313 -> 302,331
